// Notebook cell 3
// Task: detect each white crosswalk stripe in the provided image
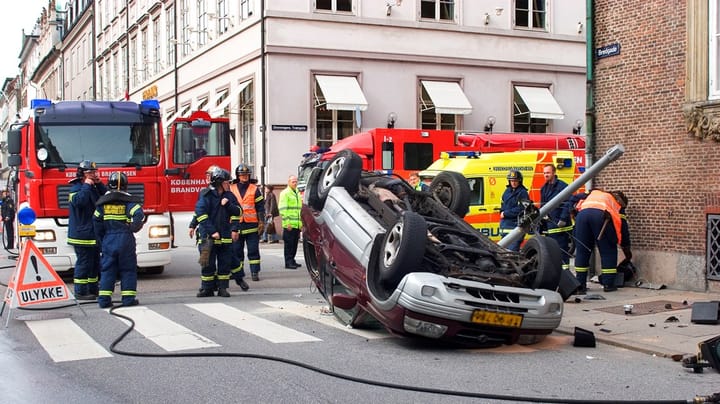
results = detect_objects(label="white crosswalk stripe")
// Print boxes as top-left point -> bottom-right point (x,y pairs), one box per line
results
111,306 -> 219,351
260,300 -> 387,340
19,300 -> 385,363
25,318 -> 112,362
186,302 -> 322,343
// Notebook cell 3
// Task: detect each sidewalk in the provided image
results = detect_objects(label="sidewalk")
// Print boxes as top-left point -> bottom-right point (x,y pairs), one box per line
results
556,280 -> 720,358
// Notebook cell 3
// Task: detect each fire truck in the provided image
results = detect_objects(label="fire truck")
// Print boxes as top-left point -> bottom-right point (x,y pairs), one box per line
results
298,128 -> 586,193
164,110 -> 232,212
5,99 -> 172,274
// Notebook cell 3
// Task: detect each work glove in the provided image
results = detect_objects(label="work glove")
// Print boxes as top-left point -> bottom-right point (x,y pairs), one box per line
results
198,236 -> 213,267
257,220 -> 264,235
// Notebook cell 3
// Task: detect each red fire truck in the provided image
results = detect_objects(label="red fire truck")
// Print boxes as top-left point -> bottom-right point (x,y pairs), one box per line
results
298,128 -> 586,192
5,99 -> 172,274
164,110 -> 232,212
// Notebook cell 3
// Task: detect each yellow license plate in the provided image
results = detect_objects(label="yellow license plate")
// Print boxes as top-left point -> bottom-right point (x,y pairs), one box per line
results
471,310 -> 523,328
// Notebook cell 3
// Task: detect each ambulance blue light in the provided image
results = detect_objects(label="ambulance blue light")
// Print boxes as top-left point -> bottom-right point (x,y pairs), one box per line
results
562,158 -> 573,167
30,99 -> 52,109
141,99 -> 160,110
446,151 -> 480,158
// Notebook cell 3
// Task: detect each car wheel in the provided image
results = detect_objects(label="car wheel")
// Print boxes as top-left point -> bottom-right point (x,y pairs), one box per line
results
317,150 -> 362,205
429,171 -> 471,218
379,211 -> 427,289
304,167 -> 324,210
520,236 -> 563,290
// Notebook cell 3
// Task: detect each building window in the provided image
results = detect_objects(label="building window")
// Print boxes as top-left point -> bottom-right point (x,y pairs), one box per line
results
240,0 -> 253,19
314,77 -> 362,149
420,0 -> 454,22
153,16 -> 161,75
513,85 -> 550,133
130,36 -> 137,87
514,0 -> 547,30
166,5 -> 176,67
710,0 -> 720,100
418,82 -> 463,130
239,81 -> 255,165
181,0 -> 192,56
315,0 -> 352,13
197,0 -> 209,47
140,28 -> 148,82
217,0 -> 230,34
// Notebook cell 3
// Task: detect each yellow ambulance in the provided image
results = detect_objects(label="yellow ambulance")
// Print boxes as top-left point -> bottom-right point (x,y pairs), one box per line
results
419,150 -> 578,241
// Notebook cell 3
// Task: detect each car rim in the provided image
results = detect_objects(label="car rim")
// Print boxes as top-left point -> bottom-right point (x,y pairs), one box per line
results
383,221 -> 403,267
321,157 -> 345,192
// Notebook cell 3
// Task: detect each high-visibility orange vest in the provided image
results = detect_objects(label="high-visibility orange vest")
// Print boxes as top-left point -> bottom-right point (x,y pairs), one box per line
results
231,183 -> 259,223
577,190 -> 623,244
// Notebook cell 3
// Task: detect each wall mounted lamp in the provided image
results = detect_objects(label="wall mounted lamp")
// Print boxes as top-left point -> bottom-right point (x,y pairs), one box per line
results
572,119 -> 583,134
577,21 -> 583,34
484,13 -> 490,25
387,112 -> 398,128
484,115 -> 496,133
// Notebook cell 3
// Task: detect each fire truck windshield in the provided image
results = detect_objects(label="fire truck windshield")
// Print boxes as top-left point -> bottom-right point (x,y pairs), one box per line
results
35,123 -> 161,167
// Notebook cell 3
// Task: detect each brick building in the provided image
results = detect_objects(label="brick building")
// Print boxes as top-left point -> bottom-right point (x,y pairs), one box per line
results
592,0 -> 720,291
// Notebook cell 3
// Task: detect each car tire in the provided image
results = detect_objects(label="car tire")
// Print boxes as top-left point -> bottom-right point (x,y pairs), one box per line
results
429,171 -> 471,218
317,150 -> 362,205
379,211 -> 427,289
304,167 -> 324,210
520,236 -> 563,290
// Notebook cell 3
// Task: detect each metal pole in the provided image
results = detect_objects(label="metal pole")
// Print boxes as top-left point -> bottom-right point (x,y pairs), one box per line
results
498,144 -> 625,249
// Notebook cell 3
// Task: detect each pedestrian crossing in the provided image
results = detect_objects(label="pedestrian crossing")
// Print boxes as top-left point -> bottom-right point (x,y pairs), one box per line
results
17,300 -> 389,363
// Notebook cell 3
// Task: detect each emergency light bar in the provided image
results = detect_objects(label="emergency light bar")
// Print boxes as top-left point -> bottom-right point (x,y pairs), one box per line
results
30,99 -> 52,109
441,151 -> 481,159
141,99 -> 160,110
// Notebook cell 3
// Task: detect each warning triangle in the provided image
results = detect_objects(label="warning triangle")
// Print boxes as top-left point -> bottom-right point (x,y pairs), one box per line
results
2,239 -> 74,308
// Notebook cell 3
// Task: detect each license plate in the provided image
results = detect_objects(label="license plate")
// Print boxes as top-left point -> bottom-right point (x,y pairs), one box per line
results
471,310 -> 523,328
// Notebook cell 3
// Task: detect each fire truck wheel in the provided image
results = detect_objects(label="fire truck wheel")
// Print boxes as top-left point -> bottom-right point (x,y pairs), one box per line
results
379,211 -> 427,289
429,171 -> 471,218
317,150 -> 362,205
520,236 -> 563,290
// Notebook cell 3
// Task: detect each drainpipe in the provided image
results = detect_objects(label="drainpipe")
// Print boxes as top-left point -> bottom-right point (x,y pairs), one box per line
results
126,0 -> 130,100
91,1 -> 97,100
173,4 -> 178,112
585,0 -> 596,179
260,0 -> 267,185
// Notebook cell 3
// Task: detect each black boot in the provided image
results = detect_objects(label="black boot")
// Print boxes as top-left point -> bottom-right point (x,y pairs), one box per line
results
603,274 -> 618,292
217,288 -> 230,298
196,288 -> 214,297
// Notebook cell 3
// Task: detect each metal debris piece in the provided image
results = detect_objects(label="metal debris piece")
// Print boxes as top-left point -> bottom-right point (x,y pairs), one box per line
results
665,315 -> 680,323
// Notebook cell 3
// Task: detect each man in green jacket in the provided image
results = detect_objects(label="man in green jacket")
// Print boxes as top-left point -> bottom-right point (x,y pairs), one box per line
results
278,175 -> 302,269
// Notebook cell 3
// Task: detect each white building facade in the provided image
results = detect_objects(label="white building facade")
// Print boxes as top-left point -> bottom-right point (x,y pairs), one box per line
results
16,0 -> 586,185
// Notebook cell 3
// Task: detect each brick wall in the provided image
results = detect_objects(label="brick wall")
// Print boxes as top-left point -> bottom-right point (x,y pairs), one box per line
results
592,0 -> 720,256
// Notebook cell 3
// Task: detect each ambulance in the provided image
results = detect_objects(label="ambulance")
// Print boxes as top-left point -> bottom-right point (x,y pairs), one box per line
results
419,149 -> 578,241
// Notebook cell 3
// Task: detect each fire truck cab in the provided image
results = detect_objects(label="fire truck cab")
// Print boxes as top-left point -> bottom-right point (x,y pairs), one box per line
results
5,99 -> 172,274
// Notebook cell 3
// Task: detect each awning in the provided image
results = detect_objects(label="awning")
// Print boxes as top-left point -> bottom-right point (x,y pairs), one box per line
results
515,86 -> 565,120
420,80 -> 473,115
211,80 -> 251,115
315,75 -> 368,111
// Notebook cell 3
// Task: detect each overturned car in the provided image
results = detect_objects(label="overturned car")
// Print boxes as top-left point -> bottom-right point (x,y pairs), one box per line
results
301,149 -> 569,347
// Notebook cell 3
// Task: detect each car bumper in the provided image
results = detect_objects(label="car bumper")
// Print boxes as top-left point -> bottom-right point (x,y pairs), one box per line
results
373,272 -> 563,342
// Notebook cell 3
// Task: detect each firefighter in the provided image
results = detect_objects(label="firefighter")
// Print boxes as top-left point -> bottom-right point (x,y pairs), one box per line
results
68,160 -> 107,300
229,163 -> 265,284
573,189 -> 630,293
499,169 -> 529,251
195,168 -> 240,297
94,172 -> 144,308
540,164 -> 573,270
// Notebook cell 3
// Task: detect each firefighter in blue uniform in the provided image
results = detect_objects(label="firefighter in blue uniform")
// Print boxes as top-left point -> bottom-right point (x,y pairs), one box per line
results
68,160 -> 107,300
573,189 -> 630,293
94,172 -> 144,308
195,168 -> 241,297
540,163 -> 573,270
499,169 -> 530,251
229,164 -> 265,284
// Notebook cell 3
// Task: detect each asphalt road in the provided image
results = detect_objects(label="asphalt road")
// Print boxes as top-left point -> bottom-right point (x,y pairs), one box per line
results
0,241 -> 717,403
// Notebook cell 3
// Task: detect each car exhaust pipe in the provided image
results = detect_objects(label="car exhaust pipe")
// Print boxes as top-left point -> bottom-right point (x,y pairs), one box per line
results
498,144 -> 625,249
